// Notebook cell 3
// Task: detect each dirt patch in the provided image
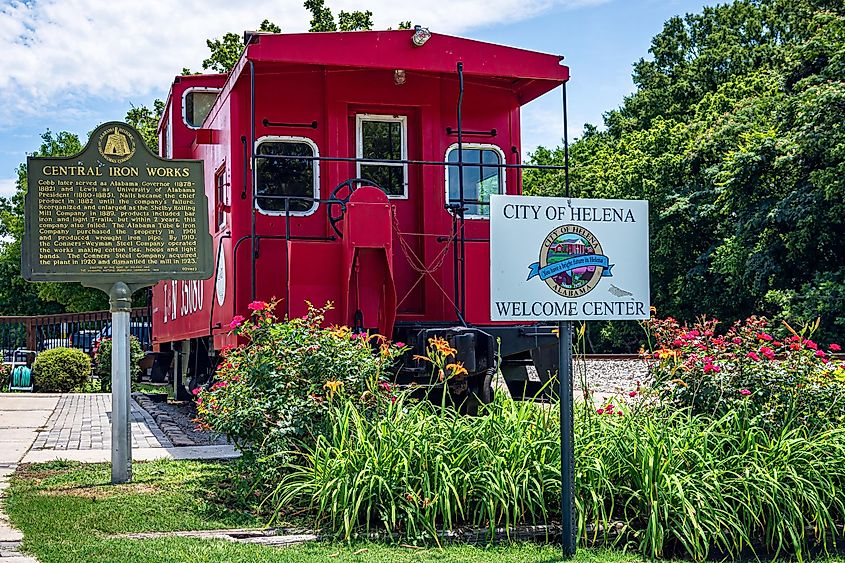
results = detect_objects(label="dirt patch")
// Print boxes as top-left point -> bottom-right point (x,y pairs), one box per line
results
16,463 -> 81,480
38,482 -> 159,499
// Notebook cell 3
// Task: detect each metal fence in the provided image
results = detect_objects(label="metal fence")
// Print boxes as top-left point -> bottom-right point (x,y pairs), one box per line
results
0,308 -> 152,360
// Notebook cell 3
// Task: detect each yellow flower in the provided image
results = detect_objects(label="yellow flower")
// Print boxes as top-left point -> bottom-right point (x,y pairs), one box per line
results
446,362 -> 468,377
323,380 -> 344,398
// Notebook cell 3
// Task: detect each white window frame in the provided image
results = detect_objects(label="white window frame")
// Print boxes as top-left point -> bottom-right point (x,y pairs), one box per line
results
182,87 -> 222,130
355,114 -> 408,199
253,135 -> 320,217
444,143 -> 507,219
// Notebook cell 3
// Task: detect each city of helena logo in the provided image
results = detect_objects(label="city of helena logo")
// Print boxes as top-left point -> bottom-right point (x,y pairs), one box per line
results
527,224 -> 614,298
98,125 -> 136,164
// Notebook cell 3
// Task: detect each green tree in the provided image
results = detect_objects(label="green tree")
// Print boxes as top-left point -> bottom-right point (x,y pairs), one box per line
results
125,99 -> 165,153
202,19 -> 281,73
529,0 -> 845,349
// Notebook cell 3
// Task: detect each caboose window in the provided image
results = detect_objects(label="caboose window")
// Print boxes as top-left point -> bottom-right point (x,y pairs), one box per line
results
255,137 -> 319,216
446,144 -> 505,218
356,115 -> 407,197
183,88 -> 220,129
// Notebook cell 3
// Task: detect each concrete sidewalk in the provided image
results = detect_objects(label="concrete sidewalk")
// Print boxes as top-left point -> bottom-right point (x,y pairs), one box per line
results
0,393 -> 239,562
0,394 -> 58,563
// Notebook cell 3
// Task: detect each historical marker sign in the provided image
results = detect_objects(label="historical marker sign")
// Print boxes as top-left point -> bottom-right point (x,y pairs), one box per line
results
22,121 -> 211,485
490,195 -> 650,321
23,121 -> 212,284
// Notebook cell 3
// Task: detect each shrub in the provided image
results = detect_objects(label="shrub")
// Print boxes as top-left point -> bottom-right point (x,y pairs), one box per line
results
644,315 -> 845,432
32,347 -> 92,392
194,301 -> 405,466
93,336 -> 145,392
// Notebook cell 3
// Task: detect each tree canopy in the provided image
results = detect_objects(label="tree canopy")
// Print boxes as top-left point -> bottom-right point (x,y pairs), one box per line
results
527,0 -> 845,348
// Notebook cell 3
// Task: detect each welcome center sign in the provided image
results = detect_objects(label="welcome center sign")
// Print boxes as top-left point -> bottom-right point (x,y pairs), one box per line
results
490,195 -> 650,321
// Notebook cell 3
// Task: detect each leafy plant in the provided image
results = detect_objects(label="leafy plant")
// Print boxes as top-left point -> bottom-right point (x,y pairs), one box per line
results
194,301 -> 405,470
644,315 -> 845,432
93,336 -> 145,392
31,347 -> 92,392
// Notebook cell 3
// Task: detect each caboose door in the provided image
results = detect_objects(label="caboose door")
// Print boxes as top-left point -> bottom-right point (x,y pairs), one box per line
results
354,112 -> 424,316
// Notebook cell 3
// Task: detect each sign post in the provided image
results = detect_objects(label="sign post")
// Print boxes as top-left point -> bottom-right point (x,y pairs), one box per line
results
22,122 -> 212,484
490,194 -> 650,556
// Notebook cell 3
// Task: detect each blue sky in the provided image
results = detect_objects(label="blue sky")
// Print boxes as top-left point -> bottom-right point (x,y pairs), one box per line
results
0,0 -> 716,198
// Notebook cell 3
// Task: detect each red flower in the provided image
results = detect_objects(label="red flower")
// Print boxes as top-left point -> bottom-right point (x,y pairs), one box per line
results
672,339 -> 685,347
739,389 -> 751,396
731,337 -> 742,345
805,339 -> 818,350
815,350 -> 826,358
229,315 -> 246,329
247,300 -> 268,311
703,363 -> 720,374
757,333 -> 773,341
628,391 -> 637,398
379,381 -> 393,392
760,346 -> 775,360
830,343 -> 841,352
596,408 -> 604,415
789,343 -> 801,351
746,351 -> 760,362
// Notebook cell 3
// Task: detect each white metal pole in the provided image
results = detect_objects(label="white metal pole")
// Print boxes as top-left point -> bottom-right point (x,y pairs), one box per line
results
110,282 -> 132,484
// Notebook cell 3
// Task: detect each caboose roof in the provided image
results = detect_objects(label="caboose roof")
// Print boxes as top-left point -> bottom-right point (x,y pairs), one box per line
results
235,30 -> 569,104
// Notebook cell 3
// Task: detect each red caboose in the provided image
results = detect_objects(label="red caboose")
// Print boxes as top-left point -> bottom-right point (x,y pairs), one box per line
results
151,29 -> 569,404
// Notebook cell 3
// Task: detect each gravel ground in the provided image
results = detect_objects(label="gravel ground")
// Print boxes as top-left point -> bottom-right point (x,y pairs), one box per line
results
574,359 -> 651,396
152,400 -> 231,446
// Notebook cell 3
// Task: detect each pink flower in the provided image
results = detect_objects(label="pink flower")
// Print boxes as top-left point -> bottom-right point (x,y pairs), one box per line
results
211,381 -> 228,391
628,391 -> 637,398
394,342 -> 406,348
760,346 -> 775,360
703,363 -> 720,374
596,408 -> 604,415
192,387 -> 202,395
815,350 -> 826,358
746,351 -> 760,362
805,339 -> 818,350
247,300 -> 268,311
732,337 -> 742,345
673,339 -> 685,347
757,333 -> 773,341
830,343 -> 841,352
379,381 -> 392,392
739,389 -> 752,396
617,411 -> 623,416
228,315 -> 246,329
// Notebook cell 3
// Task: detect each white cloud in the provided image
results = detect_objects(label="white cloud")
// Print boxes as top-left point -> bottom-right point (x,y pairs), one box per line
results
0,0 -> 605,126
0,178 -> 16,199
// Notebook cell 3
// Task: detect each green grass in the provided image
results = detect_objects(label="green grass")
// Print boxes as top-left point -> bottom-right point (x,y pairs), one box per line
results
8,459 -> 845,563
4,458 -> 642,563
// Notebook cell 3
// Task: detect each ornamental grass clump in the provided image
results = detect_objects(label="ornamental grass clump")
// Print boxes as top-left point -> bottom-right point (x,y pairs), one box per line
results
274,394 -> 845,560
193,301 -> 405,466
645,315 -> 845,431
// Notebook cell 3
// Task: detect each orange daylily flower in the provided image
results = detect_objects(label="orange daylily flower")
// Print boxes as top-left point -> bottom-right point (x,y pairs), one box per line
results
446,362 -> 468,377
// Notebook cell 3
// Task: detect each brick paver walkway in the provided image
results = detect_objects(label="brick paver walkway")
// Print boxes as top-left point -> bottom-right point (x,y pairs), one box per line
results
31,394 -> 172,451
